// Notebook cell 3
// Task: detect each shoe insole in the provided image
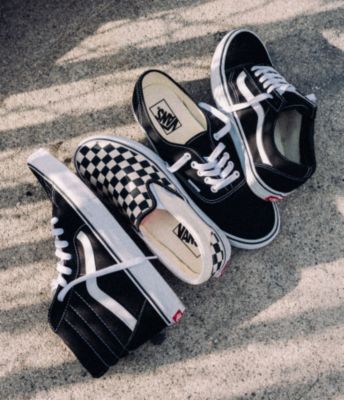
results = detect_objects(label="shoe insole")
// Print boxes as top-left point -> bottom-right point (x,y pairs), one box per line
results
144,83 -> 206,145
140,209 -> 202,279
274,110 -> 302,164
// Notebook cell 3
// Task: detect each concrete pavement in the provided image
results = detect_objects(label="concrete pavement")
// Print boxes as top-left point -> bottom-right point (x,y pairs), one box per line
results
0,0 -> 343,399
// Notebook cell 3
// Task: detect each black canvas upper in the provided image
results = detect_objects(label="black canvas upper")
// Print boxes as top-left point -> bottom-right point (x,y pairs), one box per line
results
220,30 -> 317,193
29,167 -> 170,378
132,69 -> 279,246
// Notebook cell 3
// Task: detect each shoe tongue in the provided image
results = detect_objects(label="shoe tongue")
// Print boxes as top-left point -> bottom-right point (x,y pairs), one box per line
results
51,190 -> 83,233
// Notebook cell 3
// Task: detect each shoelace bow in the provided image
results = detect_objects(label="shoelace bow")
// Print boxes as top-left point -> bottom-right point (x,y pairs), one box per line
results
51,217 -> 156,302
168,102 -> 240,193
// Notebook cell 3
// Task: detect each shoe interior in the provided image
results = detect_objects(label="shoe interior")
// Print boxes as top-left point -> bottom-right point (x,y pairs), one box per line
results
139,183 -> 213,284
274,109 -> 302,164
142,71 -> 207,144
141,209 -> 202,277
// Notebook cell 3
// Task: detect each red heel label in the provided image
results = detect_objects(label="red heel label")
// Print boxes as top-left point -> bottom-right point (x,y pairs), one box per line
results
265,195 -> 282,202
172,310 -> 184,323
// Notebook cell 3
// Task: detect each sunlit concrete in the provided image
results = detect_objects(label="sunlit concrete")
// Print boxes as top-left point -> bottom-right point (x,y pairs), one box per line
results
0,0 -> 343,399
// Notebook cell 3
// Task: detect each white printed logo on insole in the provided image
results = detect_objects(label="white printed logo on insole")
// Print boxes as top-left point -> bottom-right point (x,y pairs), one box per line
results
150,99 -> 182,134
173,223 -> 200,258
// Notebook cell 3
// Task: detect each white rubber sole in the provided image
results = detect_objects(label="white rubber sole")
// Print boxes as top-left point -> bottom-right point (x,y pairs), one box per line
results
28,148 -> 185,326
210,29 -> 289,202
133,102 -> 280,249
74,135 -> 232,272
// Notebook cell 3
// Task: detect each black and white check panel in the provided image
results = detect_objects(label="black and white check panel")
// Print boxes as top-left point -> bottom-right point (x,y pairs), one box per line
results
75,141 -> 178,227
210,233 -> 225,274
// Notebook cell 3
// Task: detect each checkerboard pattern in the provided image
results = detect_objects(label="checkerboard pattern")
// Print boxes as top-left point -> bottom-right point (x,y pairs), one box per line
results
75,141 -> 178,228
210,233 -> 225,274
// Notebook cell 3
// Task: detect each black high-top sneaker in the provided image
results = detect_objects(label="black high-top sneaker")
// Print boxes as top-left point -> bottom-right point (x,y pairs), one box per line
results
27,149 -> 185,378
211,29 -> 317,201
73,136 -> 231,284
132,69 -> 280,250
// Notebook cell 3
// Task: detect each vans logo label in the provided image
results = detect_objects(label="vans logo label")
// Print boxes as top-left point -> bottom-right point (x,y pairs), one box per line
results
173,223 -> 200,257
150,99 -> 181,134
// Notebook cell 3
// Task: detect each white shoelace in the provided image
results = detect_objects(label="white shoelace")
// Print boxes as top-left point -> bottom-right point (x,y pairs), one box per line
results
168,68 -> 315,193
251,66 -> 296,95
249,66 -> 317,105
51,216 -> 72,291
168,103 -> 240,193
51,217 -> 156,302
223,66 -> 300,113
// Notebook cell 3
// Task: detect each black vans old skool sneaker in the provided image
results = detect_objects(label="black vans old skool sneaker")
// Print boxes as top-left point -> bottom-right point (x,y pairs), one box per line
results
211,29 -> 317,201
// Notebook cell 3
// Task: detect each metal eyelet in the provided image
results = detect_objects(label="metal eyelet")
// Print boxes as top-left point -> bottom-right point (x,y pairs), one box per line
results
211,187 -> 218,193
191,161 -> 198,168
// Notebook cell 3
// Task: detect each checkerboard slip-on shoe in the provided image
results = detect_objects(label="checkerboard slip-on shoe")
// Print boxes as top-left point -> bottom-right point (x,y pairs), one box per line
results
73,136 -> 231,284
211,29 -> 317,202
27,149 -> 185,378
132,69 -> 280,250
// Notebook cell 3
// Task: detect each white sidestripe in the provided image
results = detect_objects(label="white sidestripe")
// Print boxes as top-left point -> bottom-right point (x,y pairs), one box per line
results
236,71 -> 272,166
77,231 -> 137,331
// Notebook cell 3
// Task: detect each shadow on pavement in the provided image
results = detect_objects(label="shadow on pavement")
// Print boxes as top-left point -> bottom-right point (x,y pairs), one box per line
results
0,1 -> 343,398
